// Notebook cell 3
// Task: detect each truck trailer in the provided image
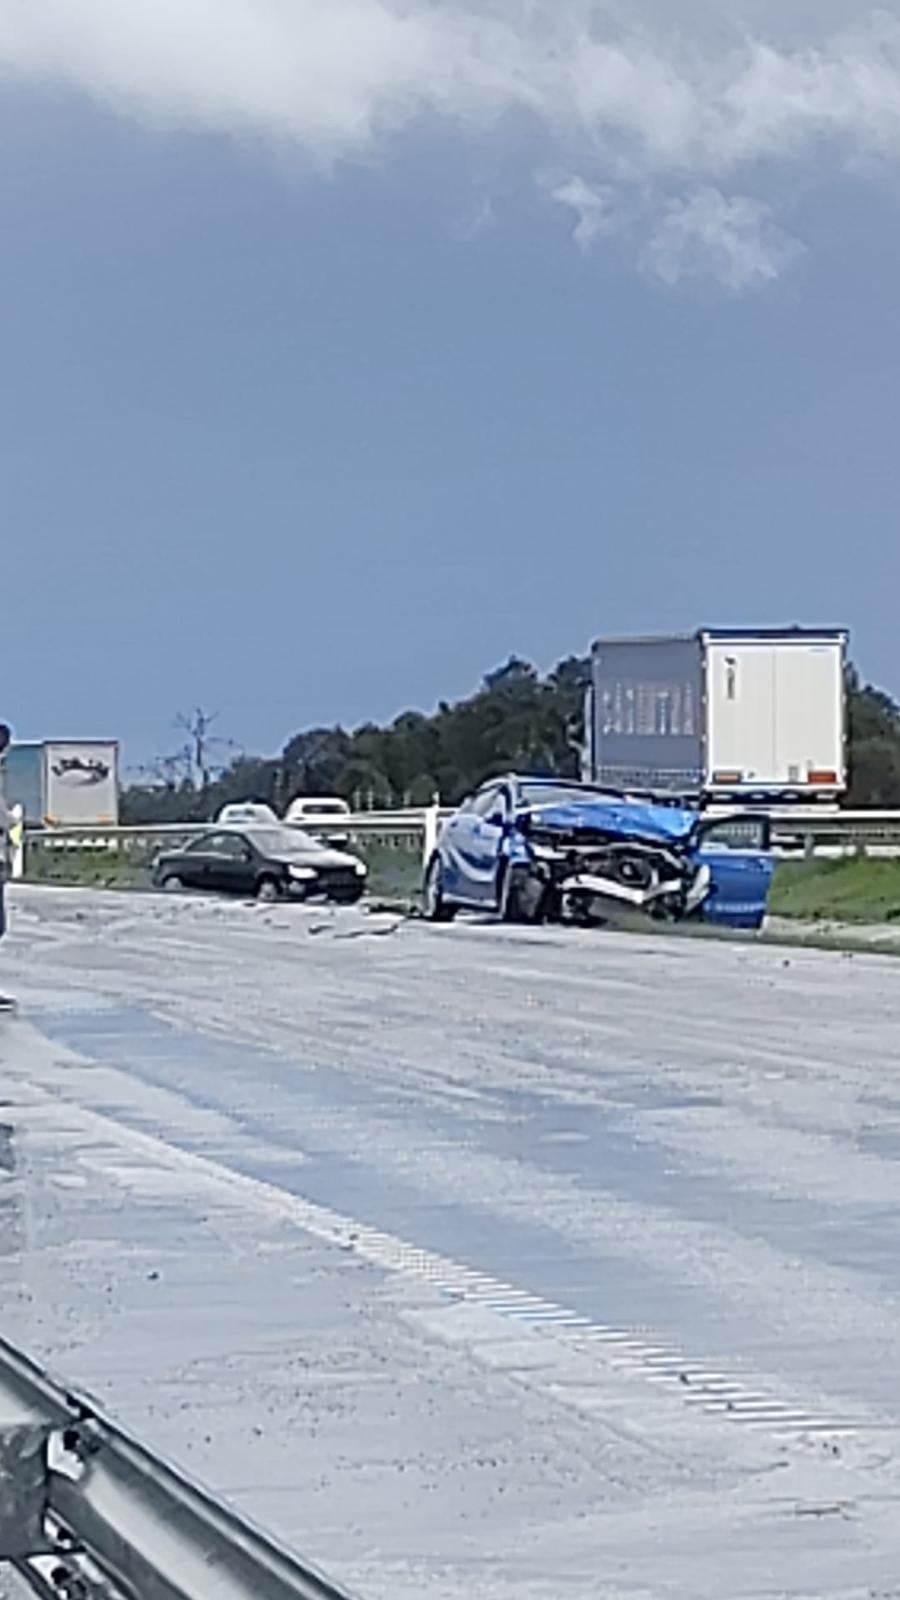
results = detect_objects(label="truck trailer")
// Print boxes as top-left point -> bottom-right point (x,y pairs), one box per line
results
583,629 -> 847,804
4,740 -> 119,827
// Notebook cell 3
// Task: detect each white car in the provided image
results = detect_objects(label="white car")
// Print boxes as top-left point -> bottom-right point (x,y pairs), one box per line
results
284,796 -> 351,828
216,801 -> 280,828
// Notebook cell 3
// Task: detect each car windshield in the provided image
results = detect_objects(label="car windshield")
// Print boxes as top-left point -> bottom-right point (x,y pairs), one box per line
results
297,802 -> 347,815
245,827 -> 327,859
517,782 -> 637,809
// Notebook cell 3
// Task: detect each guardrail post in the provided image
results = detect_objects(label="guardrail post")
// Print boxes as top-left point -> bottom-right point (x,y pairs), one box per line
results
422,798 -> 440,869
9,806 -> 24,882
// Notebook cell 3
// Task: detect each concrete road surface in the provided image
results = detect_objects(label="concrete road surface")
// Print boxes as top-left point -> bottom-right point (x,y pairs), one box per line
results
1,885 -> 900,1598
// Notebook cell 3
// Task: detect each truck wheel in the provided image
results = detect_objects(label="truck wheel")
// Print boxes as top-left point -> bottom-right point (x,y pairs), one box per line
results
423,857 -> 456,922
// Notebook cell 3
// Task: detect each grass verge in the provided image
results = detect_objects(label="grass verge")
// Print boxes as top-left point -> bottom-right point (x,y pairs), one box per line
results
23,847 -> 151,891
24,847 -> 900,949
22,841 -> 423,905
769,858 -> 900,924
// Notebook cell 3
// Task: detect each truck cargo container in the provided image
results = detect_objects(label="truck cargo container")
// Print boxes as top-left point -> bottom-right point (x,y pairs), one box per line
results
584,629 -> 847,803
5,740 -> 119,827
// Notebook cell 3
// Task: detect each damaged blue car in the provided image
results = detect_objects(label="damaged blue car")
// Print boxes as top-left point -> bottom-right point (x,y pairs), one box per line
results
424,776 -> 774,931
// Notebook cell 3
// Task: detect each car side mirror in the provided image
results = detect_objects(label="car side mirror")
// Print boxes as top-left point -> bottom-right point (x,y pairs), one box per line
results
486,809 -> 505,828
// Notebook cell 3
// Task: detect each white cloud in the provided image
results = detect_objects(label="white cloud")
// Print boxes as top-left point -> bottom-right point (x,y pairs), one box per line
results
641,188 -> 805,291
2,1 -> 900,285
545,176 -> 615,251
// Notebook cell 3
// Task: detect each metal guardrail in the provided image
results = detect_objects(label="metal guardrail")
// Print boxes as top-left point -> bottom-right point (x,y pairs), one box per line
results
18,811 -> 445,877
0,1333 -> 358,1600
23,810 -> 441,845
764,809 -> 900,858
18,807 -> 900,865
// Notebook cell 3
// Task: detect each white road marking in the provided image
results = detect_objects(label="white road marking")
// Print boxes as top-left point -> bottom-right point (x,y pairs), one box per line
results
9,1079 -> 863,1448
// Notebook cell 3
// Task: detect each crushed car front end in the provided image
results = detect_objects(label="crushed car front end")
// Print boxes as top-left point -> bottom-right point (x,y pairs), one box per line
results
508,793 -> 773,930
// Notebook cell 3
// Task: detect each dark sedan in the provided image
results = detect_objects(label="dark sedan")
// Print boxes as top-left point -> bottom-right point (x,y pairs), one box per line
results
152,826 -> 368,904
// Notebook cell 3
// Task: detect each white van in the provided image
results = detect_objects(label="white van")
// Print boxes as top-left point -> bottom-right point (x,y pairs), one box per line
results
284,797 -> 351,842
284,796 -> 351,828
216,801 -> 280,828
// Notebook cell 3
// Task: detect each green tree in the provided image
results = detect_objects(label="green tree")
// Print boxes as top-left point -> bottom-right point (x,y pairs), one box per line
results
282,727 -> 352,797
846,669 -> 900,805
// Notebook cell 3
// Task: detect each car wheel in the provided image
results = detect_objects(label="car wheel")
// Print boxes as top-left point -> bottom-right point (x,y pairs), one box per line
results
498,863 -> 543,924
330,885 -> 364,906
160,874 -> 185,893
423,855 -> 456,922
256,876 -> 281,903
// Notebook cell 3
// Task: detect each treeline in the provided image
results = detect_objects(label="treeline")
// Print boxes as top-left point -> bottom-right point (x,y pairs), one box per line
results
846,667 -> 900,805
121,655 -> 900,823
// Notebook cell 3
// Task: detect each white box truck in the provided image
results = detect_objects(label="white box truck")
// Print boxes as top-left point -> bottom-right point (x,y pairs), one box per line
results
584,629 -> 847,804
5,740 -> 119,827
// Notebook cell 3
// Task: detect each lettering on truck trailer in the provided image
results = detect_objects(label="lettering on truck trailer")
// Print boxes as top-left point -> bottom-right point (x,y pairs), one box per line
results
600,681 -> 698,740
50,756 -> 112,786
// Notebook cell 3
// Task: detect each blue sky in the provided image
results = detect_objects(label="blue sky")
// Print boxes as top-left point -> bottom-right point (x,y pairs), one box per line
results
2,1 -> 900,769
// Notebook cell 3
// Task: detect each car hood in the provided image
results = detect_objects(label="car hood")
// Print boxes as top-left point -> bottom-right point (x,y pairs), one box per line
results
519,798 -> 698,845
268,844 -> 360,870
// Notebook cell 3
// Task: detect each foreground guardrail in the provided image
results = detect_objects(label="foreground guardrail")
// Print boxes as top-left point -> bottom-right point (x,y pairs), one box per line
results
0,1333 -> 357,1600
